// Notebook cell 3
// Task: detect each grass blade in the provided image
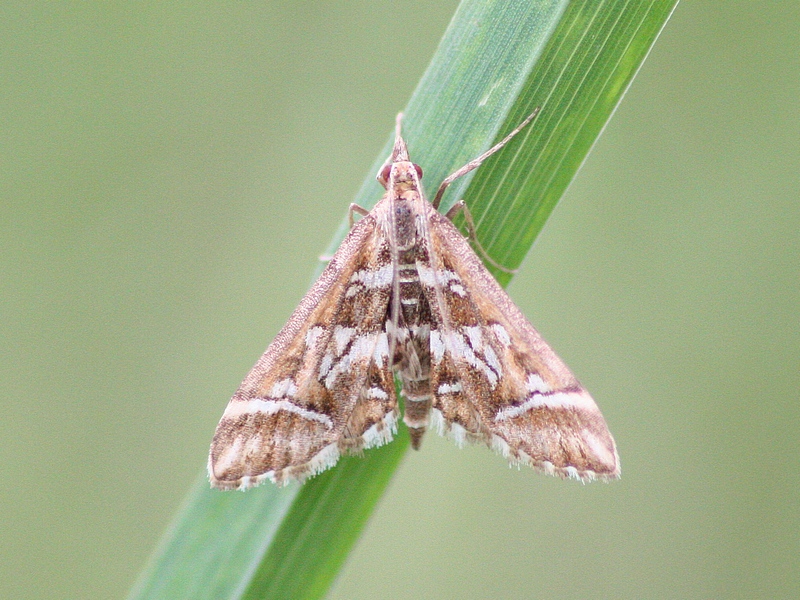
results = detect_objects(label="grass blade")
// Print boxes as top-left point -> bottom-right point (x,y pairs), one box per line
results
128,1 -> 676,598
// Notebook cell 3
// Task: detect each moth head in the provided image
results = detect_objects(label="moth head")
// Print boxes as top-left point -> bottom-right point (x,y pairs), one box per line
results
377,161 -> 423,189
376,112 -> 423,189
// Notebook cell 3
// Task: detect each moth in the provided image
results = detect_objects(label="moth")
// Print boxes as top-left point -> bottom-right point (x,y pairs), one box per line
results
209,111 -> 619,489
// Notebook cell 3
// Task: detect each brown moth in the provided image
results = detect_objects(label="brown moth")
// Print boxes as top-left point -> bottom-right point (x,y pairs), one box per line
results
208,111 -> 619,489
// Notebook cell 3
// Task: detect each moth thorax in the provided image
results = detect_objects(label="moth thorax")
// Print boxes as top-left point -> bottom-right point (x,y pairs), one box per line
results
392,203 -> 417,249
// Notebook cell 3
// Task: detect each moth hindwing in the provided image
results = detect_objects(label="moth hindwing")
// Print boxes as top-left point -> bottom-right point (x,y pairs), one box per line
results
209,112 -> 619,489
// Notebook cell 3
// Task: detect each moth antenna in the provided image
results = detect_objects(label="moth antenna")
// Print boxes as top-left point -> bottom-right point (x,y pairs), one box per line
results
432,107 -> 541,209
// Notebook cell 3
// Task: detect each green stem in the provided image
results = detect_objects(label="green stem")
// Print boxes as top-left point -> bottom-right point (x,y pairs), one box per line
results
128,2 -> 676,599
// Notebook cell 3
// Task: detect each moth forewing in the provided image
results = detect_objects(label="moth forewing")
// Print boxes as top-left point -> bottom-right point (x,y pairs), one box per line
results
208,212 -> 399,489
424,209 -> 619,480
209,111 -> 619,489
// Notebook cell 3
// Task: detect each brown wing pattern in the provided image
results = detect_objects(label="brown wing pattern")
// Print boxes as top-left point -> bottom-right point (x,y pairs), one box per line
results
208,214 -> 397,489
422,208 -> 619,481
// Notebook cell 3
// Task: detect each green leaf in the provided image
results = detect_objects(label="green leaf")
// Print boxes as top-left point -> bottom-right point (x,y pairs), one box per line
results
128,1 -> 676,599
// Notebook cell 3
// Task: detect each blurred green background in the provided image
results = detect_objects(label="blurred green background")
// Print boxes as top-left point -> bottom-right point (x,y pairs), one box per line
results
2,2 -> 798,599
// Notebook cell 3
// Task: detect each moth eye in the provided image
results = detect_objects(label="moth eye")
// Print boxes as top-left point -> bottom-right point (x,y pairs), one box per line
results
413,164 -> 423,179
379,164 -> 392,183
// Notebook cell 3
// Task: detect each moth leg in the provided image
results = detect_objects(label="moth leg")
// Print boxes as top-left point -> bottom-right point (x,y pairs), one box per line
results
432,107 -> 540,209
445,200 -> 518,274
321,204 -> 370,263
349,203 -> 370,228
